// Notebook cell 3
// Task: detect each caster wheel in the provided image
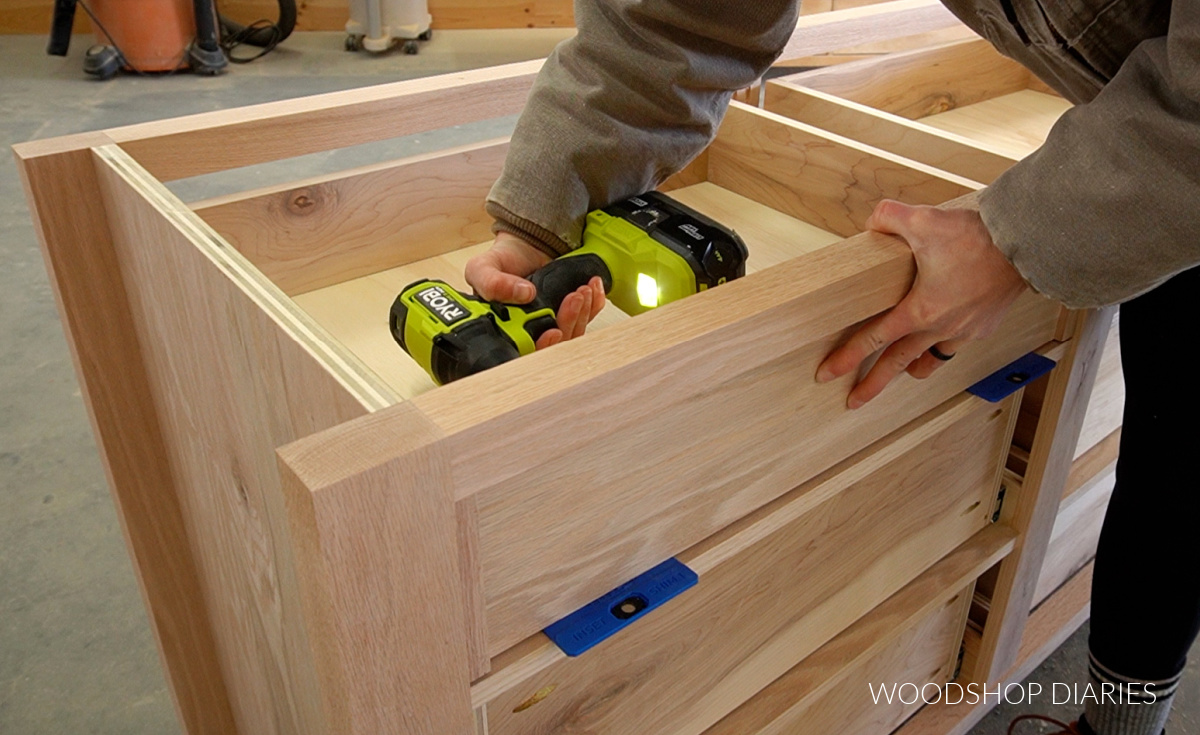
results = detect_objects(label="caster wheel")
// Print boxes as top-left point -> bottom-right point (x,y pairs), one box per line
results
403,40 -> 419,55
418,28 -> 433,41
83,45 -> 121,80
345,35 -> 364,51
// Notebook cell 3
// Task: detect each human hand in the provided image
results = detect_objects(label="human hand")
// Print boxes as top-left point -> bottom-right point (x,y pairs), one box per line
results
815,200 -> 1029,409
464,231 -> 607,350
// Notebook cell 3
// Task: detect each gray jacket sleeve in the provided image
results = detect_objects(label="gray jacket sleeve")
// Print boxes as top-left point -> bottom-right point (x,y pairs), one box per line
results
486,0 -> 799,257
980,1 -> 1200,308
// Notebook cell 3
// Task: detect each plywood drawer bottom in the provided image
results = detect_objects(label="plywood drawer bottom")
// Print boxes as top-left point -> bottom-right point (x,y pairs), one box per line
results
475,395 -> 1016,735
1034,464 -> 1116,608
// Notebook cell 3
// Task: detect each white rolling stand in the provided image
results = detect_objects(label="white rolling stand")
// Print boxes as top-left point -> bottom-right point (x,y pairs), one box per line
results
346,0 -> 432,54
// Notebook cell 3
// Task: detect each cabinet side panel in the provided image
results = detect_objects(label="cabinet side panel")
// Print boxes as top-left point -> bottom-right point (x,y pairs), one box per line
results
14,139 -> 236,735
93,147 -> 378,734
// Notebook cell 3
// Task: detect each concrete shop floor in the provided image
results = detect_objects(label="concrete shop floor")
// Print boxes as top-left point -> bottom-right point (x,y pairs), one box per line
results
0,30 -> 1195,735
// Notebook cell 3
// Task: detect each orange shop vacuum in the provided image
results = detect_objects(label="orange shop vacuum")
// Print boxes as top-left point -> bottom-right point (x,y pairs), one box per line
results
46,0 -> 296,79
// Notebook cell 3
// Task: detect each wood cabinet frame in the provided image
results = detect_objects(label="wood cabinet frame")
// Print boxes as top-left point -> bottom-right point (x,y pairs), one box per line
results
14,4 -> 1108,734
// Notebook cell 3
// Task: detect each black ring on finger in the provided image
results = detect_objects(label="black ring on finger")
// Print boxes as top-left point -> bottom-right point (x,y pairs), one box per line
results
928,345 -> 956,362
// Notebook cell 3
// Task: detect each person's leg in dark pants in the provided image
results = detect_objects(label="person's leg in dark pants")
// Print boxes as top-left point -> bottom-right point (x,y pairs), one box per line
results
1085,265 -> 1200,734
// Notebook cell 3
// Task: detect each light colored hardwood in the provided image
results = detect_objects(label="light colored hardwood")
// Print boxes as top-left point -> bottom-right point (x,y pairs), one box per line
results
764,81 -> 1013,184
1064,428 -> 1120,502
896,563 -> 1093,735
708,527 -> 1016,735
1075,314 -> 1124,459
971,308 -> 1113,681
779,0 -> 963,62
479,394 -> 1014,734
107,61 -> 543,181
292,181 -> 840,401
1033,464 -> 1113,608
921,90 -> 1073,160
416,267 -> 1059,654
14,132 -> 236,735
709,103 -> 979,239
276,403 -> 474,735
192,139 -> 510,296
92,144 -> 395,734
783,39 -> 1034,119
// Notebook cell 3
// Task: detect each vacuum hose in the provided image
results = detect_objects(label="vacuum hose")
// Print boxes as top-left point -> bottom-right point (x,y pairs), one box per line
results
219,0 -> 297,48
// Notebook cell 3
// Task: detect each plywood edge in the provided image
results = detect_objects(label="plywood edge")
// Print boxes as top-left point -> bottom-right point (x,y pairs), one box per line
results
91,144 -> 398,411
276,402 -> 475,734
704,524 -> 1017,735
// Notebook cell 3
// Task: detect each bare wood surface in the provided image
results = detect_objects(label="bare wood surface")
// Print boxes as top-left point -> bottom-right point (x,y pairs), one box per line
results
480,396 -> 1013,734
709,103 -> 979,239
92,144 -> 395,734
1033,467 -> 1113,607
778,0 -> 963,62
192,139 -> 509,296
107,61 -> 542,181
708,527 -> 1016,735
1074,314 -> 1123,459
896,563 -> 1093,735
921,90 -> 1073,159
1064,428 -> 1120,501
276,403 -> 474,735
764,81 -> 1015,184
292,181 -> 840,401
783,39 -> 1032,119
457,497 -> 493,682
405,228 -> 1060,652
972,307 -> 1113,681
14,134 -> 237,735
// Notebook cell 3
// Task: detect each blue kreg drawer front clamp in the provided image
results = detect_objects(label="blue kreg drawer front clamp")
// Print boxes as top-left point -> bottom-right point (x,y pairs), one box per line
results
544,558 -> 698,657
967,352 -> 1057,402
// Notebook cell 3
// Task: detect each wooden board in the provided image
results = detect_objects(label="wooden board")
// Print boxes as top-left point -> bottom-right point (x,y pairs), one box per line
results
1074,314 -> 1124,459
920,90 -> 1073,160
480,394 -> 1013,734
1033,465 -> 1114,608
783,39 -> 1034,119
193,139 -> 510,297
292,182 -> 841,401
764,81 -> 1014,184
92,144 -> 397,734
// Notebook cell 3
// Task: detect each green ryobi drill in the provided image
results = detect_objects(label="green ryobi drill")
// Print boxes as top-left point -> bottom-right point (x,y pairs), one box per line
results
390,191 -> 748,385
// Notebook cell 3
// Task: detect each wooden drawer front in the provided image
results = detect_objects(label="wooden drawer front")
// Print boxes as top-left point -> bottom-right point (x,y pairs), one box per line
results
479,395 -> 1014,735
1075,314 -> 1123,460
1034,465 -> 1115,608
709,585 -> 973,735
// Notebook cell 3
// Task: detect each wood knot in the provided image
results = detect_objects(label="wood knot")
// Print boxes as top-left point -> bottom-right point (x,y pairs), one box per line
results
287,188 -> 320,215
924,94 -> 956,115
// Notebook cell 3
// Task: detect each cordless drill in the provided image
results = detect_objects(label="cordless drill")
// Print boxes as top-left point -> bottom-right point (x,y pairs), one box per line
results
390,191 -> 748,385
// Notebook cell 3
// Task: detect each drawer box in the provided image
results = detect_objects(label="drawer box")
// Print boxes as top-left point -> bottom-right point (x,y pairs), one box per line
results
763,38 -> 1071,185
19,53 -> 1063,735
476,394 -> 1016,735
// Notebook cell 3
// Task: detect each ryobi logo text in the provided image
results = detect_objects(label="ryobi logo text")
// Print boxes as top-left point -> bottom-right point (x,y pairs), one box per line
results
417,286 -> 470,326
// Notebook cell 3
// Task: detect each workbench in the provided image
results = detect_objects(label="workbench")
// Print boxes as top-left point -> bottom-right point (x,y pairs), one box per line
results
15,4 -> 1120,733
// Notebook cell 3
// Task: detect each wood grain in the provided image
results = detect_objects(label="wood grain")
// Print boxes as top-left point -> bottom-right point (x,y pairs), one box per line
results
971,307 -> 1113,681
921,90 -> 1073,160
14,134 -> 236,735
192,138 -> 509,296
709,103 -> 979,239
276,403 -> 474,735
764,81 -> 1016,184
783,39 -> 1033,119
92,144 -> 394,734
1033,465 -> 1113,608
708,526 -> 1016,735
107,61 -> 543,181
403,225 -> 1060,653
1074,314 -> 1123,459
481,395 -> 1013,735
778,0 -> 963,62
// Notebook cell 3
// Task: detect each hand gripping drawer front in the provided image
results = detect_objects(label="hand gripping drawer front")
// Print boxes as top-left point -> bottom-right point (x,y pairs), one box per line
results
478,393 -> 1016,735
